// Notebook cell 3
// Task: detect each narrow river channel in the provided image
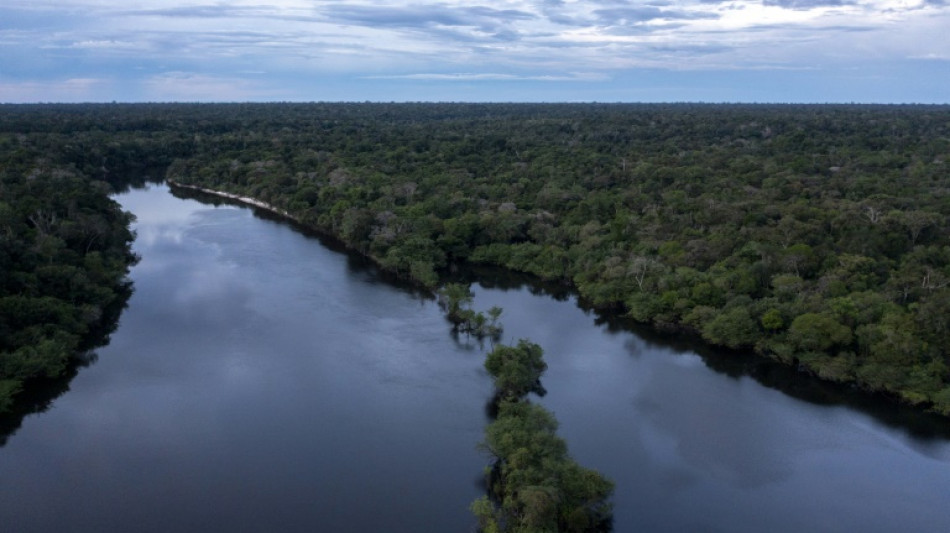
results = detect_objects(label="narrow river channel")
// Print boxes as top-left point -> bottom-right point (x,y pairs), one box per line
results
1,183 -> 948,532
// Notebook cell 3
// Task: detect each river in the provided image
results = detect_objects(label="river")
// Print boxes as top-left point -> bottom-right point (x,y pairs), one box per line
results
1,183 -> 948,532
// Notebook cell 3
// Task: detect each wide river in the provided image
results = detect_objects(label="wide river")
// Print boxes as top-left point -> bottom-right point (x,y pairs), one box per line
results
2,183 -> 949,532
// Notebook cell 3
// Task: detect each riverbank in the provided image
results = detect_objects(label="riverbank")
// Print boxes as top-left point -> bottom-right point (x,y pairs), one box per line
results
167,180 -> 300,222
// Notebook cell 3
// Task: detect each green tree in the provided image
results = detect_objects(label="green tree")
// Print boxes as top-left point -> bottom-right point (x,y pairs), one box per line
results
437,283 -> 474,324
760,308 -> 784,332
788,312 -> 853,352
485,340 -> 548,400
702,307 -> 758,349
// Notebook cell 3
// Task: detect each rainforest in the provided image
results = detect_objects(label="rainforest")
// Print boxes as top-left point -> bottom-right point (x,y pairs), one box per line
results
2,101 -> 949,416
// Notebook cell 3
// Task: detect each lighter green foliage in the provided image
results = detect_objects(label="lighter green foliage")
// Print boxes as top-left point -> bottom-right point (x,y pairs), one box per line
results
788,312 -> 853,352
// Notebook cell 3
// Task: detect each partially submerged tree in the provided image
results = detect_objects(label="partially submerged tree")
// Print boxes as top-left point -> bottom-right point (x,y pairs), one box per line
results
437,283 -> 503,341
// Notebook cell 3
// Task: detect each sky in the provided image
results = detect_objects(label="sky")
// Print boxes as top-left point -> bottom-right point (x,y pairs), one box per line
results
1,0 -> 947,103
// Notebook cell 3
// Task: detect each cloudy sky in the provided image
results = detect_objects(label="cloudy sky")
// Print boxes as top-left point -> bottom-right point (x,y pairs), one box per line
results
1,0 -> 947,103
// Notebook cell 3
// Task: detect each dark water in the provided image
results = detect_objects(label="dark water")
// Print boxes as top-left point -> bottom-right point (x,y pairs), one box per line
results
2,183 -> 949,532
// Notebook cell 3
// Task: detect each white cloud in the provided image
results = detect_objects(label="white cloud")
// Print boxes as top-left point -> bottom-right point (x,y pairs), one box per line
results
0,78 -> 114,102
364,72 -> 610,81
139,72 -> 289,101
0,0 -> 947,101
66,39 -> 144,50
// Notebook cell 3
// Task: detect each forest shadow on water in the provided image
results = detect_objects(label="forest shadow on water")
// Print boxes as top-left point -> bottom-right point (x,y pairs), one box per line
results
452,263 -> 950,442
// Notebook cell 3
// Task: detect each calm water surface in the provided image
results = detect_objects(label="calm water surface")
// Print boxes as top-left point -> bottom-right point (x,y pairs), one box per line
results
1,183 -> 949,532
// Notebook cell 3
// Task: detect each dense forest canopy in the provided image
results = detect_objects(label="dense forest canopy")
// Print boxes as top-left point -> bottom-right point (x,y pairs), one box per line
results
2,102 -> 949,416
0,118 -> 139,412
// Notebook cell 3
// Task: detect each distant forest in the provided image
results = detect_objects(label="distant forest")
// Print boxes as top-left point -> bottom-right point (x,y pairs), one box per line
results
1,102 -> 949,415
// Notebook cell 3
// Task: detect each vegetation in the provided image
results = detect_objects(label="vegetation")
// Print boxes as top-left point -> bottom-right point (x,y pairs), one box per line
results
0,136 -> 138,412
484,340 -> 547,401
437,282 -> 503,341
3,102 -> 950,415
474,339 -> 613,533
430,282 -> 612,532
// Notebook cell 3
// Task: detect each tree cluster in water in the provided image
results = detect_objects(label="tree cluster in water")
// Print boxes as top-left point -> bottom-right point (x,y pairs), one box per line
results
474,338 -> 614,533
434,282 -> 613,533
437,283 -> 503,341
2,102 -> 950,415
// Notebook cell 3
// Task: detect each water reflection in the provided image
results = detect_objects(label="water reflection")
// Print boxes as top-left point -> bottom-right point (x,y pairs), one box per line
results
1,184 -> 493,533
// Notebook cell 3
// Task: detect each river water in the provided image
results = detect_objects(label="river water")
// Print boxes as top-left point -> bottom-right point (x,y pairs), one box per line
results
1,183 -> 949,532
